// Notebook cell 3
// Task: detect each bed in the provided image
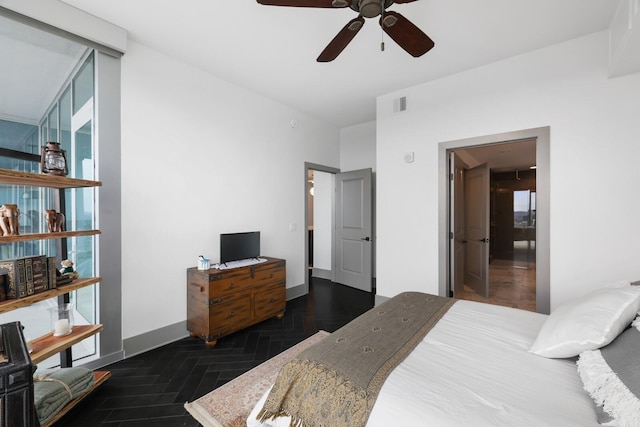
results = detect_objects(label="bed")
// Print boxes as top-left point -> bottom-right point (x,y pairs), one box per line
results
247,283 -> 640,427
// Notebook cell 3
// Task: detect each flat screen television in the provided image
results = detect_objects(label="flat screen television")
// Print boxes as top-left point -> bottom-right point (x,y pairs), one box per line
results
220,231 -> 260,264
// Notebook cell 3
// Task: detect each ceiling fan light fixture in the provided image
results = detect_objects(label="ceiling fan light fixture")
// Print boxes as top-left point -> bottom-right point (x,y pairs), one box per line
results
332,0 -> 349,7
359,0 -> 383,18
382,14 -> 398,27
348,20 -> 364,31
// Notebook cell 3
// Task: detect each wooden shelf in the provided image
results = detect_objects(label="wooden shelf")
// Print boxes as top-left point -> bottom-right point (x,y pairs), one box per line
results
0,168 -> 101,188
0,277 -> 101,314
0,229 -> 101,244
41,371 -> 111,427
30,324 -> 103,364
1,166 -> 109,426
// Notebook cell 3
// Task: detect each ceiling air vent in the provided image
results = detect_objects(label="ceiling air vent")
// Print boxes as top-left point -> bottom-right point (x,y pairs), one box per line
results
394,96 -> 407,113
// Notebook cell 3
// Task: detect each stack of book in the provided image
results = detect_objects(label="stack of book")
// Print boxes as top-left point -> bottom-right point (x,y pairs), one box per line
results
0,255 -> 58,299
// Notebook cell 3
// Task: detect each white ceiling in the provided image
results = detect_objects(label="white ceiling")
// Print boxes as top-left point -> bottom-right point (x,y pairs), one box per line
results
457,139 -> 537,172
0,13 -> 85,125
50,0 -> 617,128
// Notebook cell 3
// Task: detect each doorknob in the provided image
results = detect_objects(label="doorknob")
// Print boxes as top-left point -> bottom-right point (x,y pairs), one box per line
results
361,237 -> 371,241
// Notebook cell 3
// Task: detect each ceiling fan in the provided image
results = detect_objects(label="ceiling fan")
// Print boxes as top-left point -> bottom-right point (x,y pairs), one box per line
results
256,0 -> 435,62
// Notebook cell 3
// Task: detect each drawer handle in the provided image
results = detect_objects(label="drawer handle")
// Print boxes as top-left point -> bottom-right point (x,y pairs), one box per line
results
189,282 -> 205,292
228,283 -> 235,289
269,298 -> 276,303
228,311 -> 235,317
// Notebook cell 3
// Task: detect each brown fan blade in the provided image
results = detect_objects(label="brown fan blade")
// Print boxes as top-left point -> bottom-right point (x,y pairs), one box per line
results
380,11 -> 434,57
317,16 -> 365,62
257,0 -> 352,7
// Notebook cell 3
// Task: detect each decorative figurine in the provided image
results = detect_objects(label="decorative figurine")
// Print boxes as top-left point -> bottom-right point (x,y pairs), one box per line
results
40,142 -> 69,176
44,209 -> 65,232
60,259 -> 74,274
59,259 -> 79,281
0,204 -> 20,236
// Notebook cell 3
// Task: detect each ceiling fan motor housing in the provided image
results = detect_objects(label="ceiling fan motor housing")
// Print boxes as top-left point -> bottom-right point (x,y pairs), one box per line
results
352,0 -> 395,18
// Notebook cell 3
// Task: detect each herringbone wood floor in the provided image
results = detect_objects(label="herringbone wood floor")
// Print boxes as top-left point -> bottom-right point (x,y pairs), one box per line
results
55,278 -> 375,426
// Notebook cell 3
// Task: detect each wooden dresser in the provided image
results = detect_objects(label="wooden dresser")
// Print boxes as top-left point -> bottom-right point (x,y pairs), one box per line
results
186,257 -> 286,347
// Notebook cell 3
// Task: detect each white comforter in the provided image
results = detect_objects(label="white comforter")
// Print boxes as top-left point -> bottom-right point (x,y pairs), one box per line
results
247,300 -> 600,427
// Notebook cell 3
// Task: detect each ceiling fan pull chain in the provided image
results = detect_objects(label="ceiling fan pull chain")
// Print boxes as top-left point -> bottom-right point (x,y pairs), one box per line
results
380,0 -> 385,52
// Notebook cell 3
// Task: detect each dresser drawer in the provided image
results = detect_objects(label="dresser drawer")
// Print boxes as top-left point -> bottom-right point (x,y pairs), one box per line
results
252,264 -> 285,285
207,265 -> 285,299
208,296 -> 252,336
254,285 -> 285,320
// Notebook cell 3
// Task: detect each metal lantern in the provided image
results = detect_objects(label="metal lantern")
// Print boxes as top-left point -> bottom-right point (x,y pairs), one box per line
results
40,142 -> 68,176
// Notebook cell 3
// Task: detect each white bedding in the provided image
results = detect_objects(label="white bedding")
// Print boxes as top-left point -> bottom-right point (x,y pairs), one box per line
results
247,300 -> 600,427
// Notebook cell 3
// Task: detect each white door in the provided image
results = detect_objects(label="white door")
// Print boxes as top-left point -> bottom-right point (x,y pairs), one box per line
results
335,168 -> 372,292
464,163 -> 489,298
450,152 -> 466,297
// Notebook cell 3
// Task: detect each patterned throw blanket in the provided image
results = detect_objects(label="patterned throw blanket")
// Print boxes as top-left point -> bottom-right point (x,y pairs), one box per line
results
258,292 -> 456,427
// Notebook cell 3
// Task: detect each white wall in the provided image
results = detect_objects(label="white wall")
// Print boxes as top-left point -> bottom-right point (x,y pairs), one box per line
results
340,121 -> 377,278
340,121 -> 376,172
376,31 -> 640,310
309,124 -> 376,278
120,41 -> 340,340
312,171 -> 333,272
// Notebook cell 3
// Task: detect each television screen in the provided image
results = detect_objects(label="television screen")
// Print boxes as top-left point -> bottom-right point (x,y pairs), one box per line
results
220,231 -> 260,264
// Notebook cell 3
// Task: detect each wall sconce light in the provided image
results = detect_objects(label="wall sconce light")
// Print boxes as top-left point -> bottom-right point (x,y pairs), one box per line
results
41,142 -> 68,176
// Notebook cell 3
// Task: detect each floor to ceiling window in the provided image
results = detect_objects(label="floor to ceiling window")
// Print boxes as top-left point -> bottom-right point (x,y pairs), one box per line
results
0,36 -> 98,368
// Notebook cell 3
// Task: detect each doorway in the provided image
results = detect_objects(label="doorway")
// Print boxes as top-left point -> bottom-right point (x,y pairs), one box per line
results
456,148 -> 537,311
304,163 -> 374,295
306,167 -> 336,283
438,127 -> 550,315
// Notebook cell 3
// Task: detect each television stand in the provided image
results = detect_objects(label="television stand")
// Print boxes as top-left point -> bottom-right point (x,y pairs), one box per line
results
186,257 -> 286,347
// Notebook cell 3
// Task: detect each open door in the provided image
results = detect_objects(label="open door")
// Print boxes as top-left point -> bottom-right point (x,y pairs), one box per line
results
450,152 -> 466,297
335,168 -> 372,292
464,163 -> 489,298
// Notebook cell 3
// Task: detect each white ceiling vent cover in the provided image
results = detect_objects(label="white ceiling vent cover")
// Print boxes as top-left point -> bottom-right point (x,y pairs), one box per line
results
394,96 -> 407,113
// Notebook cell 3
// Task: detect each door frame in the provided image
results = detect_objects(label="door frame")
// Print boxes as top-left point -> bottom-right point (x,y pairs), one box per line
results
450,152 -> 466,298
438,127 -> 551,314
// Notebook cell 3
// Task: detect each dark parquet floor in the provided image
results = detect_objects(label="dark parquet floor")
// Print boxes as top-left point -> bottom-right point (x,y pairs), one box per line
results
55,278 -> 375,426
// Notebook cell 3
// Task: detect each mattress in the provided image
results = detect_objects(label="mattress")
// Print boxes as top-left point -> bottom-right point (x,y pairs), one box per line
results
247,300 -> 600,427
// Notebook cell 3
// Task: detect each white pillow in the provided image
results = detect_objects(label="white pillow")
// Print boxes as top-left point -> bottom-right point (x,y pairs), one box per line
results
529,286 -> 640,358
604,280 -> 632,288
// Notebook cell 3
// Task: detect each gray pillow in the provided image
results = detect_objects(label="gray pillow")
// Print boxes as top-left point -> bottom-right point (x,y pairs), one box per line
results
577,327 -> 640,427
